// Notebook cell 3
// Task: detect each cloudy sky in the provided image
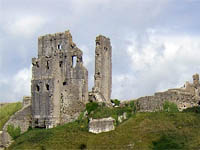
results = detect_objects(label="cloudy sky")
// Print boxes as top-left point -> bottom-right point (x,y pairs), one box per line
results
0,0 -> 200,102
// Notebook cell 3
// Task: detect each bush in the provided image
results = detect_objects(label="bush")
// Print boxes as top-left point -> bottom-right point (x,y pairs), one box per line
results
86,102 -> 99,114
7,124 -> 21,139
79,143 -> 87,150
130,101 -> 136,113
163,101 -> 179,112
111,99 -> 120,106
152,134 -> 185,150
183,106 -> 200,113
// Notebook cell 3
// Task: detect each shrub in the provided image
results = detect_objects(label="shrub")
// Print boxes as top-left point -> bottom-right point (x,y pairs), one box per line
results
130,101 -> 136,113
152,134 -> 185,150
163,101 -> 179,113
79,143 -> 87,150
111,99 -> 120,106
7,124 -> 21,139
86,102 -> 99,114
183,106 -> 200,113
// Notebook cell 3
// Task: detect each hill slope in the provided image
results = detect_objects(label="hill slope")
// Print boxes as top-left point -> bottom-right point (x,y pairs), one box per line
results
9,111 -> 200,150
0,102 -> 22,130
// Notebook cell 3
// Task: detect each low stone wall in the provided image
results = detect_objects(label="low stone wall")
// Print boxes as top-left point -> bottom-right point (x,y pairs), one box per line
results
0,105 -> 31,148
136,90 -> 199,112
89,117 -> 115,134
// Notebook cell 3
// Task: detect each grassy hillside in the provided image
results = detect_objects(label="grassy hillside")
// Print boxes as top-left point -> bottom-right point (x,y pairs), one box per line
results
0,102 -> 22,130
9,111 -> 200,150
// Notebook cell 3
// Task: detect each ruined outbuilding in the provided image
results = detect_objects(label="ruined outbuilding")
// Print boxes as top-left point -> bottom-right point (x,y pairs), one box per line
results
31,30 -> 88,128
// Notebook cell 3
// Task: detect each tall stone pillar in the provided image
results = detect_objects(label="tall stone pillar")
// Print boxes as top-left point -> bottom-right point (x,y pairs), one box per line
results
92,35 -> 112,103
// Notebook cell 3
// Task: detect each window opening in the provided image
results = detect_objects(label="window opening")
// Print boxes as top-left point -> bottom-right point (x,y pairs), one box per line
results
63,82 -> 67,86
72,56 -> 77,68
46,84 -> 49,91
36,85 -> 40,92
36,62 -> 39,68
57,44 -> 62,50
96,42 -> 100,46
59,61 -> 63,67
47,61 -> 49,69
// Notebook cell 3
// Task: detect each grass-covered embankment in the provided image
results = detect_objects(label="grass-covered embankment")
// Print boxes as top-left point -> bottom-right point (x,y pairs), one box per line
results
0,102 -> 22,130
8,106 -> 200,150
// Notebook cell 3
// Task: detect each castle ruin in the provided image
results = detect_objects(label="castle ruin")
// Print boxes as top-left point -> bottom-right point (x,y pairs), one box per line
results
1,29 -> 200,148
31,31 -> 89,128
31,30 -> 112,128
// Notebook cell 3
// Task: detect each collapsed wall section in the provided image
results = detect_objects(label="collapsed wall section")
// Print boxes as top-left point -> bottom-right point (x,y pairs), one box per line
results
31,30 -> 88,128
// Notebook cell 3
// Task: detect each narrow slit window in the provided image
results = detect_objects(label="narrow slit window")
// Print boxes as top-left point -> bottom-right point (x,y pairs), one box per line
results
46,84 -> 49,91
72,56 -> 77,68
57,44 -> 62,50
47,61 -> 49,69
59,61 -> 63,67
36,85 -> 40,92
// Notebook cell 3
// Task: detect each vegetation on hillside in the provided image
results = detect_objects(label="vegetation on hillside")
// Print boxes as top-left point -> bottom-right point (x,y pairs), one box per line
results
163,101 -> 179,112
7,124 -> 21,140
0,102 -> 22,130
8,104 -> 200,150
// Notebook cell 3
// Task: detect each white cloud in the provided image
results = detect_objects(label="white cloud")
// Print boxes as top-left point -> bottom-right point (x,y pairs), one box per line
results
13,66 -> 31,97
0,66 -> 31,102
79,45 -> 93,68
5,15 -> 46,38
116,30 -> 200,99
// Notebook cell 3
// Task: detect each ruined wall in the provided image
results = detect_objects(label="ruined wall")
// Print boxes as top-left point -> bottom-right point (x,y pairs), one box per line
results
91,35 -> 112,103
1,97 -> 31,148
136,74 -> 200,112
31,30 -> 88,128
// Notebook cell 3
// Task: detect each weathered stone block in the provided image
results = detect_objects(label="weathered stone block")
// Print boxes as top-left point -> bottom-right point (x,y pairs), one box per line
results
89,117 -> 115,134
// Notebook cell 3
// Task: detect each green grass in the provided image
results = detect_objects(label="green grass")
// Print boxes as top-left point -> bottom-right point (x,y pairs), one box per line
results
0,102 -> 22,130
9,111 -> 200,150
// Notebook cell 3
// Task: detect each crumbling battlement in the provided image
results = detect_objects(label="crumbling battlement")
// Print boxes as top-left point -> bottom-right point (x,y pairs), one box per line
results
137,74 -> 200,112
31,30 -> 88,128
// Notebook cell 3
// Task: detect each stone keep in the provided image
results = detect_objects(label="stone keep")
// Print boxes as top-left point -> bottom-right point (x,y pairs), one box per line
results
31,30 -> 88,128
92,35 -> 112,103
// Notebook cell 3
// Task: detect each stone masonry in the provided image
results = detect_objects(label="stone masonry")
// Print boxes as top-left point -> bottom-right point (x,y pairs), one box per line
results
89,117 -> 115,134
136,74 -> 200,112
31,30 -> 88,128
1,97 -> 31,148
89,35 -> 112,104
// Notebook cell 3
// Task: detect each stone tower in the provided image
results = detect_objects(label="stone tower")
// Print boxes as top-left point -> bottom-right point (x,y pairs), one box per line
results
31,30 -> 88,128
193,73 -> 199,88
92,35 -> 112,103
